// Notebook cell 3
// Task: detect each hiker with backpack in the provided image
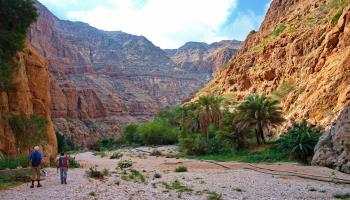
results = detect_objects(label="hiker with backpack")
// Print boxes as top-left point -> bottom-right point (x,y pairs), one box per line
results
29,145 -> 43,188
57,152 -> 69,184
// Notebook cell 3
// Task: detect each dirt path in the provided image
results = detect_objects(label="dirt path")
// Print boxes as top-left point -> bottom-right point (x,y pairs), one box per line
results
1,147 -> 350,200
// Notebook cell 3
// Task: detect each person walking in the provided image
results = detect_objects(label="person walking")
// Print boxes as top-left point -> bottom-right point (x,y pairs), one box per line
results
29,145 -> 43,188
57,152 -> 69,184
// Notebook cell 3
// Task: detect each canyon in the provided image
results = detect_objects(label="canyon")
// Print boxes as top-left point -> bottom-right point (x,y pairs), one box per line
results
28,1 -> 241,147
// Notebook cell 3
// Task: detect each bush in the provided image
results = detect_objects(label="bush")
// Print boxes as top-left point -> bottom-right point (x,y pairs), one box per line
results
123,124 -> 141,145
56,131 -> 78,153
68,156 -> 80,168
10,115 -> 48,150
110,151 -> 123,159
92,136 -> 124,151
0,0 -> 38,90
138,120 -> 179,145
0,156 -> 29,170
272,24 -> 287,37
175,166 -> 188,172
179,133 -> 207,155
277,121 -> 321,163
86,167 -> 105,179
150,150 -> 162,156
118,160 -> 133,169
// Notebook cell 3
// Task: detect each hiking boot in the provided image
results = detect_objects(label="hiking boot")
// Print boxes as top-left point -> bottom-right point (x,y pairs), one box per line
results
30,185 -> 34,188
64,179 -> 67,184
61,180 -> 64,184
37,184 -> 42,187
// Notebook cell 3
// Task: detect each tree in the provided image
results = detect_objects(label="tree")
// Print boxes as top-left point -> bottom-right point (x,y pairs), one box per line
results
235,94 -> 285,144
10,115 -> 48,152
0,0 -> 38,90
196,95 -> 223,140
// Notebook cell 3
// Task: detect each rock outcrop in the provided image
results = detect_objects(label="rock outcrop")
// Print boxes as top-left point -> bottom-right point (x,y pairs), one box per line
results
198,0 -> 350,128
0,42 -> 57,160
29,2 -> 240,147
165,40 -> 242,77
312,103 -> 350,174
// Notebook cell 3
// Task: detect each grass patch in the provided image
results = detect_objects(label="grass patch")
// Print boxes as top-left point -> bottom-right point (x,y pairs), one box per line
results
0,173 -> 31,190
332,11 -> 343,25
334,193 -> 350,199
271,79 -> 295,100
89,191 -> 96,197
233,188 -> 244,192
272,24 -> 287,37
190,147 -> 290,163
158,180 -> 193,193
0,156 -> 29,170
121,169 -> 146,183
207,192 -> 223,200
308,188 -> 317,192
175,166 -> 188,173
110,151 -> 123,159
93,151 -> 108,158
85,167 -> 109,179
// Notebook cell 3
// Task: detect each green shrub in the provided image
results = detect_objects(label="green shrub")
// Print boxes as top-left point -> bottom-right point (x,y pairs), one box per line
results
0,0 -> 38,91
150,150 -> 162,156
332,11 -> 343,25
138,119 -> 179,145
272,24 -> 287,37
56,131 -> 78,153
0,156 -> 29,170
68,156 -> 80,168
175,166 -> 188,172
92,136 -> 124,151
0,172 -> 31,190
277,121 -> 321,163
179,133 -> 207,155
93,151 -> 107,158
10,115 -> 48,150
123,124 -> 141,145
110,151 -> 123,159
272,80 -> 295,99
118,160 -> 133,169
86,167 -> 105,179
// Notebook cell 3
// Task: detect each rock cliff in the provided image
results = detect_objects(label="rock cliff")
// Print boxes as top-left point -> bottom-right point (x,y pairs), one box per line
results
0,42 -> 57,160
29,2 -> 240,147
196,0 -> 350,172
198,0 -> 350,128
312,103 -> 350,173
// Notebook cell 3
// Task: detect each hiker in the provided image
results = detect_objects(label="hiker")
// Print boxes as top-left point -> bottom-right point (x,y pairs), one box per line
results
57,152 -> 69,184
29,145 -> 43,188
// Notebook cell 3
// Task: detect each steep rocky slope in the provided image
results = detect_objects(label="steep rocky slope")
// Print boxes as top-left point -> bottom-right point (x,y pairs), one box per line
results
29,2 -> 239,147
165,40 -> 242,78
312,103 -> 350,173
0,42 -> 57,160
196,0 -> 350,172
198,0 -> 350,127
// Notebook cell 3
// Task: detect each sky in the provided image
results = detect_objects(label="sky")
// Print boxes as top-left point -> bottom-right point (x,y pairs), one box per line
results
38,0 -> 271,49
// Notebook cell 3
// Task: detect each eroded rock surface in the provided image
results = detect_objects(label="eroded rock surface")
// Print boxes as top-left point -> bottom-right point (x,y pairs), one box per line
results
312,104 -> 350,174
0,42 -> 57,160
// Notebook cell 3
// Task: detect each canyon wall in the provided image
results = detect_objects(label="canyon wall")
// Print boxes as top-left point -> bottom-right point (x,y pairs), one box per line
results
197,0 -> 350,172
29,2 -> 241,146
0,42 -> 57,160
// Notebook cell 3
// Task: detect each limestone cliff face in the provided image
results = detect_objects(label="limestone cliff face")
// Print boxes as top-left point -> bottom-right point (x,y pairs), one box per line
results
312,103 -> 350,174
199,0 -> 350,128
0,42 -> 57,160
165,40 -> 242,77
29,2 -> 236,146
196,0 -> 350,172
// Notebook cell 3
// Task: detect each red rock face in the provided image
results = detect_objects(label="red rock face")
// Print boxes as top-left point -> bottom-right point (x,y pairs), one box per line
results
29,2 -> 240,147
0,42 -> 57,160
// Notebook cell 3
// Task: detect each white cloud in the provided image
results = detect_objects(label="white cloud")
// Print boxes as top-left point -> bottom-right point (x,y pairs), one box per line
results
228,0 -> 271,41
66,0 -> 237,48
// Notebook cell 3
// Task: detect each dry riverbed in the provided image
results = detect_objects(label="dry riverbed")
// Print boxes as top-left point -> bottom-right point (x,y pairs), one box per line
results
1,146 -> 350,200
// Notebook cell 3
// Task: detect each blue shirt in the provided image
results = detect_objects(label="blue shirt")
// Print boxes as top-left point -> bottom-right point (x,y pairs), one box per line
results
29,151 -> 42,167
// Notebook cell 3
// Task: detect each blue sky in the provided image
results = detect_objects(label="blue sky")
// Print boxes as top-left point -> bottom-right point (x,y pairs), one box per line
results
38,0 -> 271,48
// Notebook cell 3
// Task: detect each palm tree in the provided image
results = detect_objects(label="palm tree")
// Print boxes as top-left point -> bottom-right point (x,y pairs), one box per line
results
235,94 -> 285,144
196,95 -> 223,140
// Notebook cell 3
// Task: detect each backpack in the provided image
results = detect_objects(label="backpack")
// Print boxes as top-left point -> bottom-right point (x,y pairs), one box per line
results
58,156 -> 68,167
31,151 -> 41,167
